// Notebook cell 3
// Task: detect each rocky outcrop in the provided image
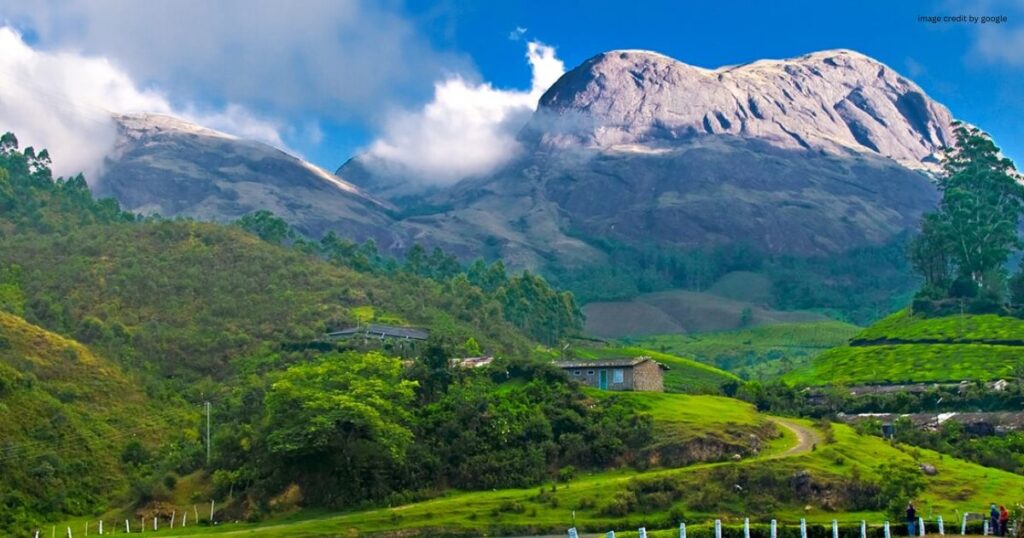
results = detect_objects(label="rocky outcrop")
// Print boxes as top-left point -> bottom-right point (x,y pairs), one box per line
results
97,114 -> 404,249
527,49 -> 954,171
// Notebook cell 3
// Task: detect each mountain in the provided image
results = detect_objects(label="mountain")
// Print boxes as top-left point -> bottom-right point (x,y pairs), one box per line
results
90,49 -> 960,323
525,49 -> 952,169
342,49 -> 949,268
95,114 -> 404,249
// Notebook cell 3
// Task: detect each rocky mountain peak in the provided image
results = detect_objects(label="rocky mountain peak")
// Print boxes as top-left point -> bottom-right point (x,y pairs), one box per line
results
528,48 -> 954,171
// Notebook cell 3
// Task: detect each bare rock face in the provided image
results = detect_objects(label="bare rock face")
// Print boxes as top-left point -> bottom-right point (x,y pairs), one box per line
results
97,114 -> 404,249
528,49 -> 953,171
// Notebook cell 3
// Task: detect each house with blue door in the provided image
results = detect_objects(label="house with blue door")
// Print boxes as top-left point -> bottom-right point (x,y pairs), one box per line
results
553,357 -> 668,392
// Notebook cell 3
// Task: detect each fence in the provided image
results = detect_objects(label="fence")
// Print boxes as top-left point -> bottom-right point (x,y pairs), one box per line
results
32,500 -> 218,537
569,514 -> 1015,538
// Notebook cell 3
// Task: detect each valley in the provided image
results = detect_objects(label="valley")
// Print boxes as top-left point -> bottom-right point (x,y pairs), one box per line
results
2,10 -> 1024,538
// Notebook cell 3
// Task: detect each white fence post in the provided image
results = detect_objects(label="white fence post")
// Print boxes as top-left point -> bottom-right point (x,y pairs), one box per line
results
984,521 -> 990,536
885,521 -> 891,538
920,517 -> 926,536
772,520 -> 778,538
98,521 -> 103,536
745,518 -> 751,538
680,523 -> 687,538
639,527 -> 648,538
861,520 -> 867,538
833,519 -> 840,538
801,519 -> 808,538
124,520 -> 129,534
568,527 -> 578,538
716,520 -> 723,538
607,532 -> 615,538
963,514 -> 969,536
938,516 -> 945,535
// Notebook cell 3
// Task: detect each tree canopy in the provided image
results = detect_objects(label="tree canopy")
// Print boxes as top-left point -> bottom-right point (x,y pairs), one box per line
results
910,123 -> 1023,311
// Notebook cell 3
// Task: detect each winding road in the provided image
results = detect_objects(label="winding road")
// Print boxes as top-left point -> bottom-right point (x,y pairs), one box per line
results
769,417 -> 823,458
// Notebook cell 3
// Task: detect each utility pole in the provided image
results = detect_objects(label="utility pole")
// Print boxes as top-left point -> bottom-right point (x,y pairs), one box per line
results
205,401 -> 211,466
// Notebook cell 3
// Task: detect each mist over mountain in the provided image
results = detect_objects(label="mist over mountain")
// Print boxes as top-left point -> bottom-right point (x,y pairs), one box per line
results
92,48 -> 958,318
95,113 -> 405,249
336,49 -> 949,267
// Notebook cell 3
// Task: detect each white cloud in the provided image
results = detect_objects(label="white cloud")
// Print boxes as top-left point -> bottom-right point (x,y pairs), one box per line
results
973,26 -> 1024,66
364,41 -> 565,186
509,26 -> 528,41
0,0 -> 465,122
0,27 -> 283,180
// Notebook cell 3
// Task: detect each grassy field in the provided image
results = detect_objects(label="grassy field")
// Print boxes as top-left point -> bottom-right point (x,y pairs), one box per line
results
71,415 -> 1024,538
785,311 -> 1024,386
568,344 -> 741,393
630,321 -> 861,380
784,343 -> 1024,385
582,288 -> 828,339
854,310 -> 1024,343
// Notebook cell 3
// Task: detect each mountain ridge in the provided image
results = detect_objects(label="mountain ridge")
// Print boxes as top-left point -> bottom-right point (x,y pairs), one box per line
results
525,48 -> 953,170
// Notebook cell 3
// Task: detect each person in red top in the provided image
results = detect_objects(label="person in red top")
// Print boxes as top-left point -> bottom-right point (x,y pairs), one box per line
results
999,505 -> 1010,537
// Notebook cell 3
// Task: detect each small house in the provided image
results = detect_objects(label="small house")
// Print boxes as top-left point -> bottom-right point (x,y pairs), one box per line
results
553,357 -> 668,392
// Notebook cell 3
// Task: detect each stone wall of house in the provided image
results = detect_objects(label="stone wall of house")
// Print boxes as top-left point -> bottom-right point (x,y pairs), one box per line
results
632,360 -> 665,392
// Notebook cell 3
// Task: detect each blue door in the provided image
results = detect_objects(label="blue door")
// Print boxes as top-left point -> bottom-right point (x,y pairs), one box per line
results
598,370 -> 608,390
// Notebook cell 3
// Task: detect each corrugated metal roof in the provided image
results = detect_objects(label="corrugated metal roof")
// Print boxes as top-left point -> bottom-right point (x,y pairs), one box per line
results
326,324 -> 430,341
553,356 -> 669,370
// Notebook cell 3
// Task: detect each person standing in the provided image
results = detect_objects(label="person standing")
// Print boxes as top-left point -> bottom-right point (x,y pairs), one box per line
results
907,502 -> 918,537
991,504 -> 1001,536
999,505 -> 1010,537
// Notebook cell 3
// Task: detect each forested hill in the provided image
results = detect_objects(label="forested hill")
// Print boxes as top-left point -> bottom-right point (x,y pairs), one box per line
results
0,132 -> 710,533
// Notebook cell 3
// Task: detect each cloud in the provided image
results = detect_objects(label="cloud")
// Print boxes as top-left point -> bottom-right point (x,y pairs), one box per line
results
946,0 -> 1024,66
0,27 -> 283,180
364,41 -> 565,186
0,0 -> 466,122
509,26 -> 528,41
973,25 -> 1024,66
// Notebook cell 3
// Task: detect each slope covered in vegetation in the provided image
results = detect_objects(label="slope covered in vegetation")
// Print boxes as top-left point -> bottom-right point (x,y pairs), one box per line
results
90,418 -> 1024,537
0,311 -> 183,531
630,321 -> 861,379
0,132 -> 681,533
785,310 -> 1024,385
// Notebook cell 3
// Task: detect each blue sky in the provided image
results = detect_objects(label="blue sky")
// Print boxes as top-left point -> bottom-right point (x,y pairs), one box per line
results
0,0 -> 1021,178
402,0 -> 1024,167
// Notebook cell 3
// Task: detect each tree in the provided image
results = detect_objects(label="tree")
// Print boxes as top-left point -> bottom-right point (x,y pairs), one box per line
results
262,352 -> 416,504
911,123 -> 1023,300
236,210 -> 294,244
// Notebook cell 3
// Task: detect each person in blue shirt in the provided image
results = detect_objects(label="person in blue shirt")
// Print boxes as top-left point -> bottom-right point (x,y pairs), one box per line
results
907,503 -> 918,536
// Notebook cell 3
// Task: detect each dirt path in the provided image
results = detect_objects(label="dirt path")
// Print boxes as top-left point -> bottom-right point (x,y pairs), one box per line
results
769,417 -> 822,457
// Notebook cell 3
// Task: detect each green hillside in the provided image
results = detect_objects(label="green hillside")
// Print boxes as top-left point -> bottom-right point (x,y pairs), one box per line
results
73,414 -> 1024,537
568,344 -> 740,393
785,310 -> 1024,385
0,311 -> 183,530
854,310 -> 1024,343
631,321 -> 861,379
0,133 -> 645,533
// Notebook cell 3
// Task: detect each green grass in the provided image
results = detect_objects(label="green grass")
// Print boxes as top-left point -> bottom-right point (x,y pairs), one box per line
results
89,417 -> 1024,537
784,311 -> 1024,386
630,321 -> 861,380
784,343 -> 1024,385
570,344 -> 741,393
854,310 -> 1024,343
